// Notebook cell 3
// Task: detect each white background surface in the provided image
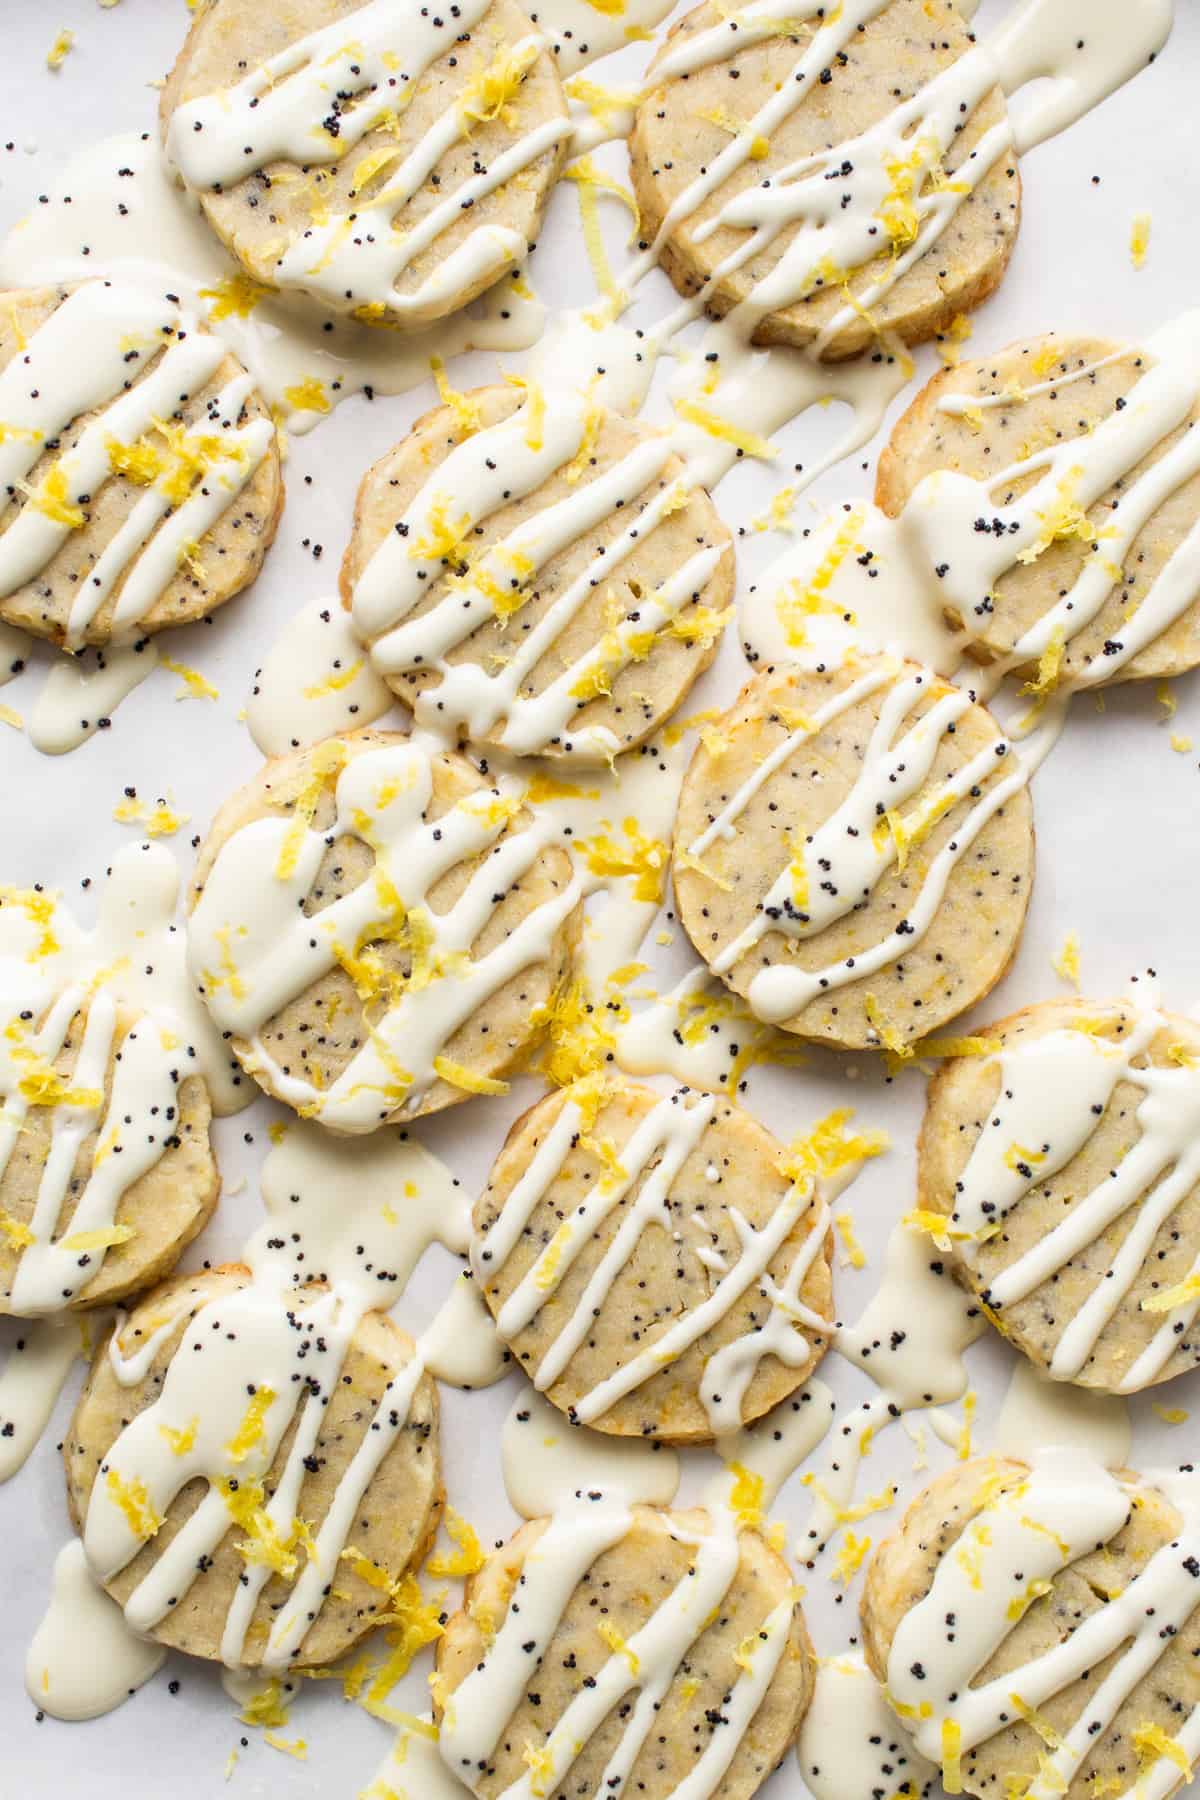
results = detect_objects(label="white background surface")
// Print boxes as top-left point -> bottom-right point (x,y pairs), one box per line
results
1,0 -> 1199,1794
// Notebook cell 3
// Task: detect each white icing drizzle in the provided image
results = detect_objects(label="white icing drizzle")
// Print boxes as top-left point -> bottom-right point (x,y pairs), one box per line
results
166,0 -> 568,318
25,1539 -> 165,1720
443,1388 -> 794,1798
886,1453 -> 1200,1800
419,1270 -> 508,1388
797,1650 -> 937,1800
187,738 -> 584,1131
361,1712 -> 470,1799
246,594 -> 395,757
529,0 -> 679,76
0,131 -> 547,435
84,1117 -> 469,1676
0,619 -> 29,685
501,1387 -> 681,1519
612,965 -> 780,1097
0,282 -> 273,649
947,993 -> 1200,1391
474,1081 -> 844,1432
995,1359 -> 1131,1470
0,1314 -> 83,1480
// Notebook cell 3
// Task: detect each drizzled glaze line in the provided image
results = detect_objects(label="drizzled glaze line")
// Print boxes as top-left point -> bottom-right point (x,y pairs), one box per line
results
946,996 -> 1200,1390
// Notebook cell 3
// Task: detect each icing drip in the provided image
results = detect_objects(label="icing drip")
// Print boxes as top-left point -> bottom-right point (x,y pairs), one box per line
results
886,1454 -> 1200,1800
246,595 -> 395,757
187,738 -> 583,1130
995,1360 -> 1131,1470
27,641 -> 160,755
166,0 -> 567,317
0,1314 -> 83,1481
26,1540 -> 165,1720
474,1083 -> 846,1433
797,1650 -> 937,1800
945,996 -> 1200,1390
0,283 -> 273,649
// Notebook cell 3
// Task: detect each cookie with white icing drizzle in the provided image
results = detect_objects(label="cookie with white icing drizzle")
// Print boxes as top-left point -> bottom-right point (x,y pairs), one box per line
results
0,281 -> 281,650
435,1502 -> 814,1797
0,992 -> 218,1318
342,383 -> 734,761
861,1453 -> 1200,1800
472,1075 -> 833,1441
160,0 -> 569,330
630,0 -> 1020,360
187,729 -> 582,1131
64,1265 -> 442,1670
877,321 -> 1200,687
671,655 -> 1035,1049
917,994 -> 1200,1395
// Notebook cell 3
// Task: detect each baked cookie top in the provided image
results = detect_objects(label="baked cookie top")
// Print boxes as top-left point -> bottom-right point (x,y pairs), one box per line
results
0,282 -> 281,648
472,1075 -> 834,1440
862,1454 -> 1200,1800
342,381 -> 733,762
436,1501 -> 814,1798
65,1264 -> 441,1671
877,318 -> 1200,688
631,0 -> 1019,359
186,729 -> 581,1130
671,655 -> 1035,1049
0,985 -> 217,1317
917,992 -> 1200,1394
161,0 -> 569,329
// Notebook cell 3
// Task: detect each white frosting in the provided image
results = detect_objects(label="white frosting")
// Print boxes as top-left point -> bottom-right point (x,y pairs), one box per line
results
26,1540 -> 164,1720
948,995 -> 1200,1389
797,1650 -> 936,1800
886,1453 -> 1200,1799
995,1358 -> 1132,1469
28,641 -> 160,755
0,1314 -> 83,1481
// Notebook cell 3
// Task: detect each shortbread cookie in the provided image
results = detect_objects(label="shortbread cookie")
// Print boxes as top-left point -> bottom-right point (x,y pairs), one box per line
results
436,1504 -> 814,1797
631,0 -> 1020,360
342,383 -> 734,761
161,0 -> 568,329
65,1265 -> 441,1670
862,1455 -> 1200,1800
187,729 -> 581,1131
0,281 -> 281,649
876,324 -> 1200,686
472,1076 -> 833,1440
917,994 -> 1200,1394
0,988 -> 217,1317
671,656 -> 1035,1049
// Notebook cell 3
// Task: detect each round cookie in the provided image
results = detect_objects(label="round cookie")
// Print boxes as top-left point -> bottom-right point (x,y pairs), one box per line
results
341,383 -> 734,762
630,0 -> 1020,360
671,656 -> 1035,1050
161,0 -> 568,330
0,990 -> 218,1317
64,1265 -> 442,1671
861,1456 -> 1200,1800
917,994 -> 1200,1394
0,281 -> 282,649
435,1504 -> 814,1797
472,1076 -> 833,1441
187,729 -> 581,1130
876,330 -> 1200,685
